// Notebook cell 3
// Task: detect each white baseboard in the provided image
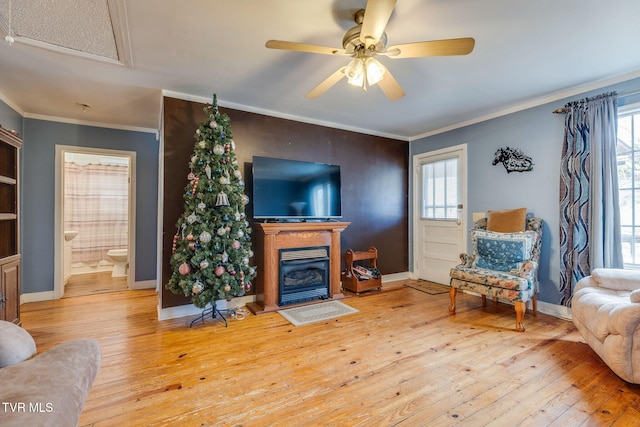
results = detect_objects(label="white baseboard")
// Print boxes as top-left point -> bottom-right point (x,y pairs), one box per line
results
130,279 -> 156,290
158,273 -> 413,321
537,300 -> 572,321
382,271 -> 411,283
21,280 -> 158,304
157,294 -> 256,321
457,290 -> 573,321
21,291 -> 56,304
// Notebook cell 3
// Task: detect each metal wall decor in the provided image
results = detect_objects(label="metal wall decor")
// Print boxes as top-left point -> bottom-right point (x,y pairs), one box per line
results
492,146 -> 534,173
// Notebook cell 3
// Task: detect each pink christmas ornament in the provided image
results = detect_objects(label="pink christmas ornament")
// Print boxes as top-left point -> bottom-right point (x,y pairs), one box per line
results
215,266 -> 226,277
178,263 -> 191,275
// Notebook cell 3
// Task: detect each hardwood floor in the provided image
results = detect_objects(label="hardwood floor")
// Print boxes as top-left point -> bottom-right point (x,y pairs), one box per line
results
63,271 -> 128,298
20,281 -> 640,426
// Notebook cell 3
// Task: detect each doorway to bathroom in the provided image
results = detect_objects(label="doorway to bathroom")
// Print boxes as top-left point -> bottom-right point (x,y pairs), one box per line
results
54,146 -> 136,298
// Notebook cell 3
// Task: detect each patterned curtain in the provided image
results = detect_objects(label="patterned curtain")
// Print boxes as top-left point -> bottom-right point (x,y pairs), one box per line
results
64,162 -> 129,263
559,92 -> 623,305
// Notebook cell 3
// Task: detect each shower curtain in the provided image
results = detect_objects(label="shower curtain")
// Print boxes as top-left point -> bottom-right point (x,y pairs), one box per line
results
64,162 -> 129,263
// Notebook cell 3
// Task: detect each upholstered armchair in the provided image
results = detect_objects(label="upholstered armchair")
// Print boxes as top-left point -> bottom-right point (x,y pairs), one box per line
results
572,269 -> 640,384
449,214 -> 543,332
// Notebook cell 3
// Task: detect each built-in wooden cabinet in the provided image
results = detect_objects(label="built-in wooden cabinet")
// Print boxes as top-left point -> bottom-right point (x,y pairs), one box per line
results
0,126 -> 21,325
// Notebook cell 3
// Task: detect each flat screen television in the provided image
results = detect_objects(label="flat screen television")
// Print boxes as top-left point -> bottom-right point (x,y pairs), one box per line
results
252,156 -> 342,221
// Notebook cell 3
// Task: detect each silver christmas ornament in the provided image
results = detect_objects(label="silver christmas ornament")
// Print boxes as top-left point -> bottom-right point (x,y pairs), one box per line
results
219,173 -> 230,185
199,231 -> 212,243
187,213 -> 198,224
216,192 -> 230,207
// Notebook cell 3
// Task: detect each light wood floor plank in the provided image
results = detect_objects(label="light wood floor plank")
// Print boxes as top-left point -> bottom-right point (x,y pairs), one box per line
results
19,280 -> 640,426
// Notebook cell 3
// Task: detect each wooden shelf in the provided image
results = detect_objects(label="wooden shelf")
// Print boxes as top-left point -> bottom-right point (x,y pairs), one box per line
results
0,127 -> 22,147
341,247 -> 382,294
0,125 -> 21,325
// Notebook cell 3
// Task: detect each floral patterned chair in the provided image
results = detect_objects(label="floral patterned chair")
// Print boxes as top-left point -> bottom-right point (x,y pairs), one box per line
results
448,216 -> 543,332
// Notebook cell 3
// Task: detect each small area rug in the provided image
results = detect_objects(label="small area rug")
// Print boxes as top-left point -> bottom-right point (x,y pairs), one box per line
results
404,281 -> 450,295
278,300 -> 359,326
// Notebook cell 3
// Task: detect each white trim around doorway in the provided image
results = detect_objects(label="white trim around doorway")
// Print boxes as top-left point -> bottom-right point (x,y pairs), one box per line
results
53,145 -> 137,299
411,143 -> 468,281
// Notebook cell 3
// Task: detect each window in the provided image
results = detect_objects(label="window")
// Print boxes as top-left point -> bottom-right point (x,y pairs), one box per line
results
421,158 -> 458,219
618,107 -> 640,265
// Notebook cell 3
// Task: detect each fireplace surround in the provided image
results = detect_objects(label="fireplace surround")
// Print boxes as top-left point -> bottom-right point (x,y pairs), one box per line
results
247,222 -> 350,314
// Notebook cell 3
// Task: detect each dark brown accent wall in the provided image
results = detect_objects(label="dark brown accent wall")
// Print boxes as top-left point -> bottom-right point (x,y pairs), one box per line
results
162,96 -> 408,308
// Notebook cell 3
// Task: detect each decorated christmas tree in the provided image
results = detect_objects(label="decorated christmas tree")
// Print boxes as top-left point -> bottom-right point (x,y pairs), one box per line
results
166,94 -> 256,310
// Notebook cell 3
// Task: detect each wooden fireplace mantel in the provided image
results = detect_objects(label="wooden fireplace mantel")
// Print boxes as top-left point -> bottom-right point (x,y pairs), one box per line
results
247,221 -> 350,315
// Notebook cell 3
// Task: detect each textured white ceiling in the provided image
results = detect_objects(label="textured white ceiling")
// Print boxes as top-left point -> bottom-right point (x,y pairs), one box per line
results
0,0 -> 121,60
0,0 -> 640,140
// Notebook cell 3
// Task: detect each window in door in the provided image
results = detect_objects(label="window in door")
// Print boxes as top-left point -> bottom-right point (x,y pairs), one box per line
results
421,158 -> 458,220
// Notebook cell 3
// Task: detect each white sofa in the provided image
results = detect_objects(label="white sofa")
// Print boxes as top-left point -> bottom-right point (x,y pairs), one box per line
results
0,320 -> 101,426
572,268 -> 640,384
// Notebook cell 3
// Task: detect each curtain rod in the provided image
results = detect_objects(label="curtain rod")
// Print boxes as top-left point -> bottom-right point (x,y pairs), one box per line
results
552,89 -> 640,114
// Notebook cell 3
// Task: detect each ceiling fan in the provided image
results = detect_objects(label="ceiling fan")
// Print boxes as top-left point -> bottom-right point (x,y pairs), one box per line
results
265,0 -> 475,101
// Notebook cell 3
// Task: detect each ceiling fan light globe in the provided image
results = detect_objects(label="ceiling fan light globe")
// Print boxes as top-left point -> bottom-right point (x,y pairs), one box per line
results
347,74 -> 364,87
345,58 -> 365,86
364,57 -> 385,85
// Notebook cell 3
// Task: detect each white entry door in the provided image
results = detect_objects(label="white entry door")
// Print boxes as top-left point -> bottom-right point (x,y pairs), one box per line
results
413,145 -> 467,284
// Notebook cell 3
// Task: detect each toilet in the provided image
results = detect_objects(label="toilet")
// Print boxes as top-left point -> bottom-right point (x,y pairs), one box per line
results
107,248 -> 128,278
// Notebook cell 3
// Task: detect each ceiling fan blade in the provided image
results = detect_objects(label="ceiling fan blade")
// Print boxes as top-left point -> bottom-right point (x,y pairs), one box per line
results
377,67 -> 405,101
387,37 -> 475,59
360,0 -> 397,49
265,40 -> 346,55
306,68 -> 346,99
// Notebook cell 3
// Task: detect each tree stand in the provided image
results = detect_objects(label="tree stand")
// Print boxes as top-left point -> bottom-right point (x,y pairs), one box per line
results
189,302 -> 234,328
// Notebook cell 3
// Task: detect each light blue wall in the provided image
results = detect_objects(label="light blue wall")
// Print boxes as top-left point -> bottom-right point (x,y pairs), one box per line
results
21,118 -> 159,294
0,100 -> 22,135
411,76 -> 640,305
